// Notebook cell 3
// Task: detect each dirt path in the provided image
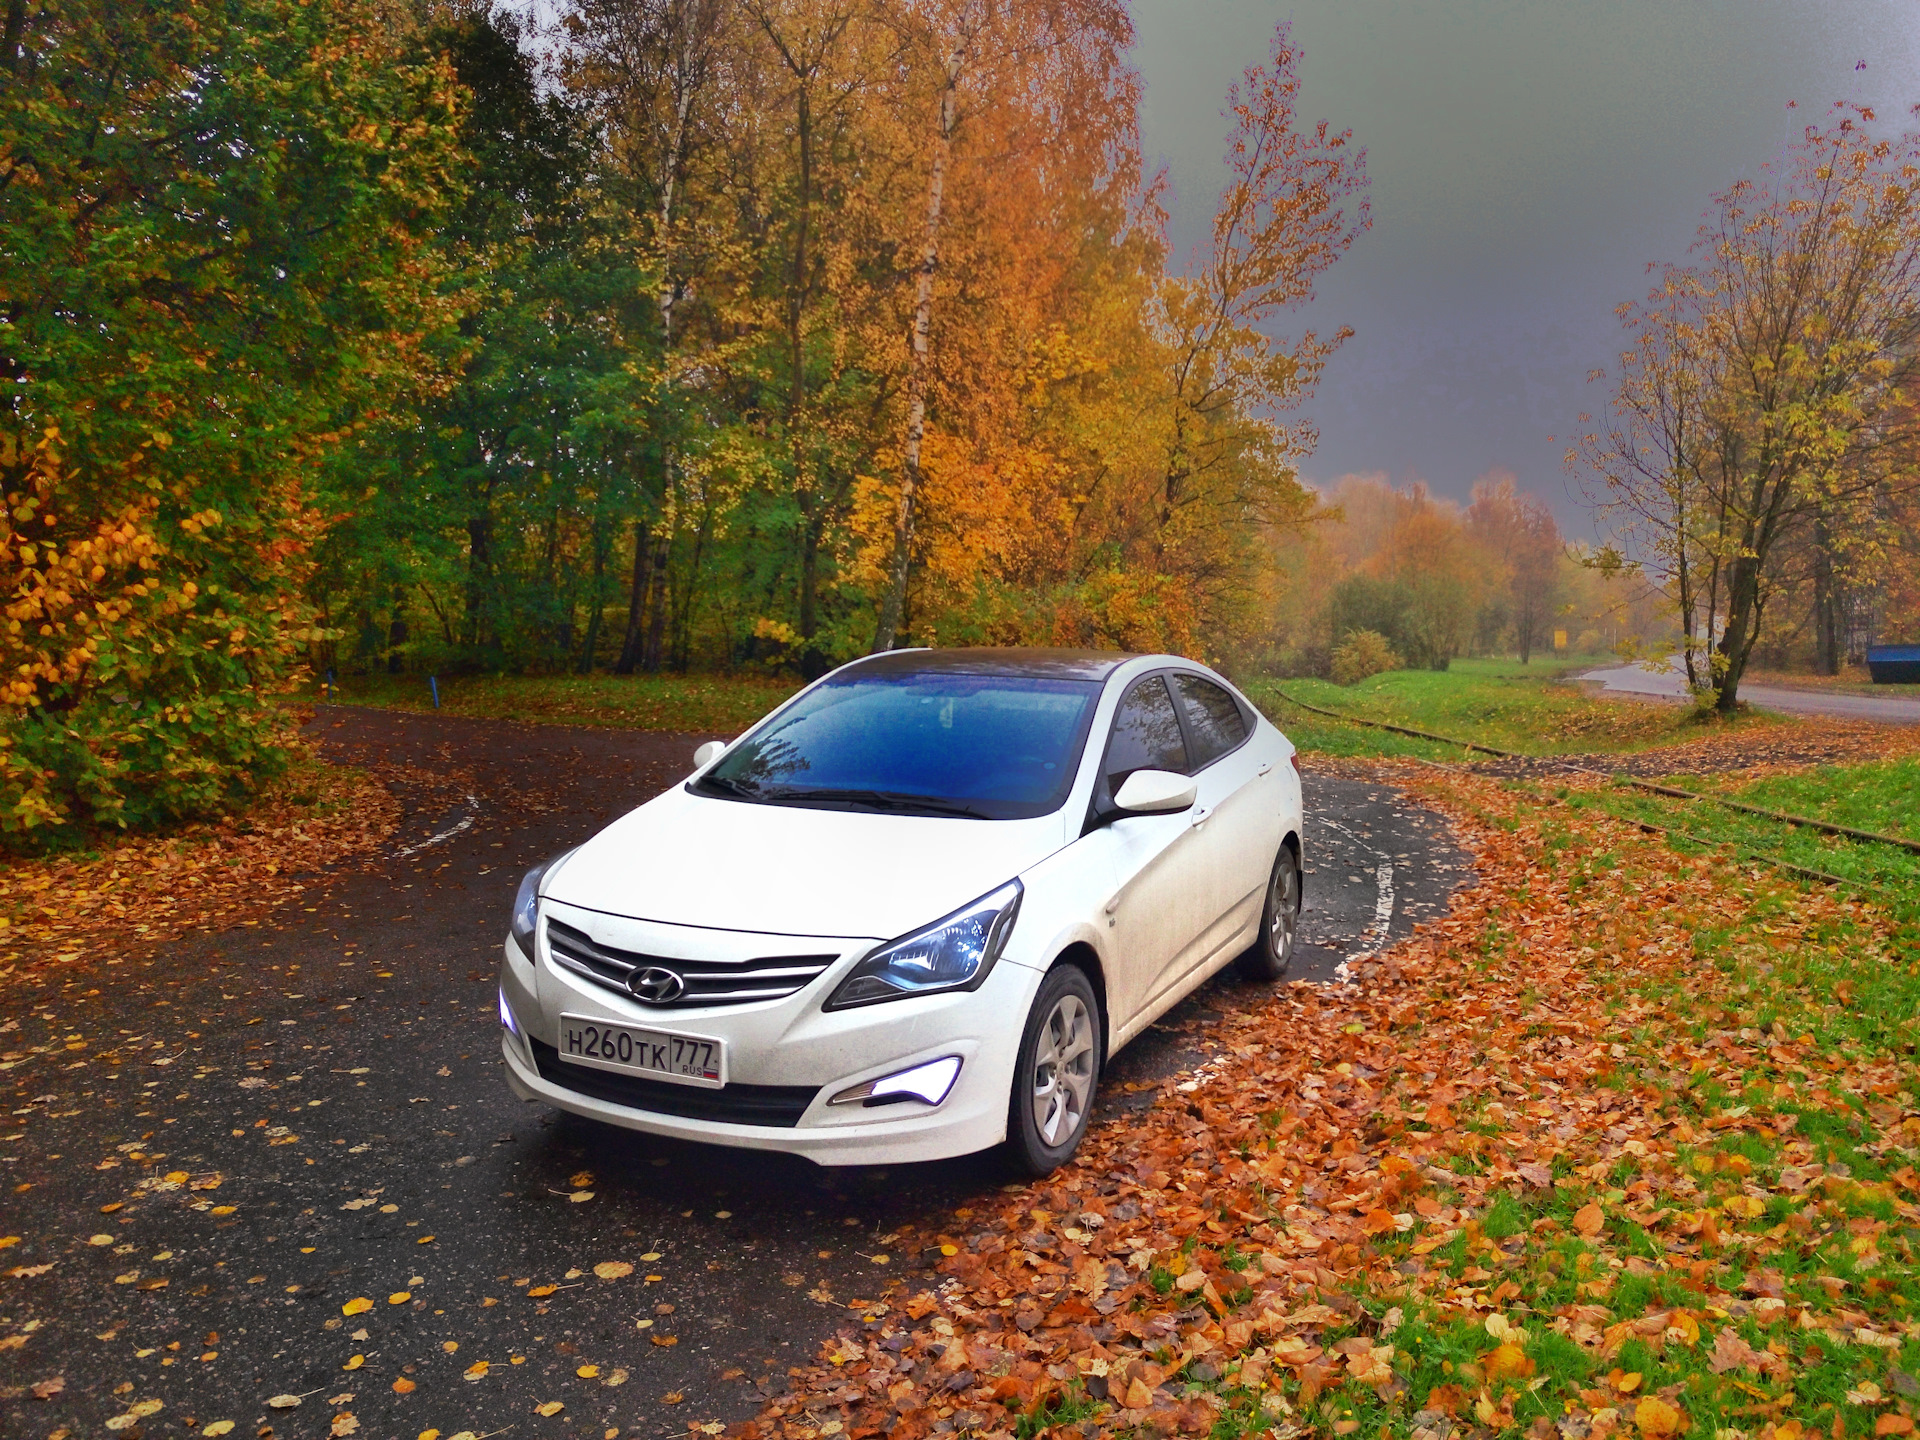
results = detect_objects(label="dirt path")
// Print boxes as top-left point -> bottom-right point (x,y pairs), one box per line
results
0,707 -> 1465,1436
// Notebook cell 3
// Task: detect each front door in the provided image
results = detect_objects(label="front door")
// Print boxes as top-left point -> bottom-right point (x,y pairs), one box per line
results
1093,674 -> 1210,1033
1161,672 -> 1281,983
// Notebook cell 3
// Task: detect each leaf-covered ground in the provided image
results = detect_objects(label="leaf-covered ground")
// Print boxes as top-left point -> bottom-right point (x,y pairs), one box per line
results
0,725 -> 461,979
741,766 -> 1920,1440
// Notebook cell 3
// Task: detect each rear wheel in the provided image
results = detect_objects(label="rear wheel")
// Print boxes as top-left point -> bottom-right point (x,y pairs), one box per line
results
1005,965 -> 1101,1176
1235,843 -> 1300,982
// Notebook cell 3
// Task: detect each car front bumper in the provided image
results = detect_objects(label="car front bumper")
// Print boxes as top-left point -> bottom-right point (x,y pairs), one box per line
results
497,908 -> 1040,1166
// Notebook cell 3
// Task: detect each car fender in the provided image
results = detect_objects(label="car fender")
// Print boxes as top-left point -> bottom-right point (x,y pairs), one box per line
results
996,833 -> 1117,1050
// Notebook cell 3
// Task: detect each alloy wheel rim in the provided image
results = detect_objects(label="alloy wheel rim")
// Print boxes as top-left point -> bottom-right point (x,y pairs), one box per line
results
1269,859 -> 1298,958
1031,992 -> 1094,1148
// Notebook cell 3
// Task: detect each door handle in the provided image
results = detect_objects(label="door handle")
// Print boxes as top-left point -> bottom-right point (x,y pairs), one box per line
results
1189,806 -> 1211,828
1256,762 -> 1273,776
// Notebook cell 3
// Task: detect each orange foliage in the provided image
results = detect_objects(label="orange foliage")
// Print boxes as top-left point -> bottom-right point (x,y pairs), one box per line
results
0,428 -> 164,712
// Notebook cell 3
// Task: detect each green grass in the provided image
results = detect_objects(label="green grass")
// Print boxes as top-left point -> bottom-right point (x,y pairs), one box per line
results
1704,755 -> 1920,844
1581,760 -> 1920,939
1243,657 -> 1779,760
303,672 -> 803,735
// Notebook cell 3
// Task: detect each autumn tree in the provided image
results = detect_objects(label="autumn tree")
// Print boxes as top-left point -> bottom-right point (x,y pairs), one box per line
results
1580,107 -> 1920,711
299,2 -> 1367,684
0,0 -> 463,843
1467,471 -> 1563,663
867,0 -> 1135,651
1146,23 -> 1368,611
565,0 -> 731,673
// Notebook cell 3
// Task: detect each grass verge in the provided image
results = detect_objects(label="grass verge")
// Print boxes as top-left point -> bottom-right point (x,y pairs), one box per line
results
1244,658 -> 1782,760
306,671 -> 801,735
746,766 -> 1920,1440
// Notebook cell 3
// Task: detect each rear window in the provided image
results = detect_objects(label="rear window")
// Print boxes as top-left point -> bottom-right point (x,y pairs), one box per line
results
695,670 -> 1102,819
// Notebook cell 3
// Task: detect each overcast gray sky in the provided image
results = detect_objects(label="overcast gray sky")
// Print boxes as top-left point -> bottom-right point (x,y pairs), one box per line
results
1131,0 -> 1920,526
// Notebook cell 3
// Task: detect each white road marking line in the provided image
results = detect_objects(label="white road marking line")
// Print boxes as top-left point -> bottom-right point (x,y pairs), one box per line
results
1334,860 -> 1397,986
393,795 -> 481,859
1372,860 -> 1396,933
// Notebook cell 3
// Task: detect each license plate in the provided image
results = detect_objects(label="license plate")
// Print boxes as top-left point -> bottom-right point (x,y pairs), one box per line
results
558,1013 -> 725,1089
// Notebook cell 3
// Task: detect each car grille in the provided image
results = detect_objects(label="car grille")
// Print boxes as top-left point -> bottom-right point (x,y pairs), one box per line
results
545,919 -> 839,1007
529,1038 -> 819,1127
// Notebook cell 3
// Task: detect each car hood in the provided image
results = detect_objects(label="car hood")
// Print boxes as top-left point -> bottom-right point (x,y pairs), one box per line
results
543,783 -> 1070,939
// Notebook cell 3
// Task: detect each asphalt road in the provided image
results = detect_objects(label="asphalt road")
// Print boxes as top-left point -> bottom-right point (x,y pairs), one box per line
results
0,708 -> 1466,1437
1583,658 -> 1920,725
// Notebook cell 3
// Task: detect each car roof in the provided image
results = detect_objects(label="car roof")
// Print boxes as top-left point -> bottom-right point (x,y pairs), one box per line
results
841,647 -> 1140,681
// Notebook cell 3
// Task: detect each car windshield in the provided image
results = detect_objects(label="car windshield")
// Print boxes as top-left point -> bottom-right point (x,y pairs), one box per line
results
693,670 -> 1103,819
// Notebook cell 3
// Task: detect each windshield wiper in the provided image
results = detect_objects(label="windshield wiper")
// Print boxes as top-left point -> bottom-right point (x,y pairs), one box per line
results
772,787 -> 993,820
693,774 -> 765,801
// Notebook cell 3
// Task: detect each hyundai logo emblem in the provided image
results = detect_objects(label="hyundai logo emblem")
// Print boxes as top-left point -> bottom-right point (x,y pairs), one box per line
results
628,966 -> 686,1005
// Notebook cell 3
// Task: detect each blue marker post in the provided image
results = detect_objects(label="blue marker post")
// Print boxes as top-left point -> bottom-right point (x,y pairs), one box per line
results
326,669 -> 335,703
430,676 -> 440,709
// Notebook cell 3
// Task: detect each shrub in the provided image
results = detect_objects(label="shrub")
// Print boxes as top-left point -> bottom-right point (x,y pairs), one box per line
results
1331,630 -> 1402,685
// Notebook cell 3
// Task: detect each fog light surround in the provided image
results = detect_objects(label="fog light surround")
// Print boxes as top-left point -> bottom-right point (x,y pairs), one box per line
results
829,1055 -> 962,1109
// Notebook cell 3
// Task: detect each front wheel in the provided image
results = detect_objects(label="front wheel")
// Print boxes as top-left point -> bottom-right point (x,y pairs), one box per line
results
1005,965 -> 1101,1177
1235,843 -> 1300,982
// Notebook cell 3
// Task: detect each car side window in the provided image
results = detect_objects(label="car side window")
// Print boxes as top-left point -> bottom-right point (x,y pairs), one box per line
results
1172,673 -> 1249,769
1104,676 -> 1188,786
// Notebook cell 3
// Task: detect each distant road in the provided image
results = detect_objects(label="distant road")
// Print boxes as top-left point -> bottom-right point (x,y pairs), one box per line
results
1582,658 -> 1920,726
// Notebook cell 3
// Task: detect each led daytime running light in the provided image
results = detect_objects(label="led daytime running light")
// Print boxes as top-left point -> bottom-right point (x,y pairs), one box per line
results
830,1055 -> 963,1107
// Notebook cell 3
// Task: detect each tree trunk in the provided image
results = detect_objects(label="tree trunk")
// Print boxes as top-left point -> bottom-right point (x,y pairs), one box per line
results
790,87 -> 815,640
387,589 -> 408,675
464,508 -> 492,652
1812,519 -> 1841,676
614,519 -> 654,675
3,0 -> 24,78
579,525 -> 608,674
1714,554 -> 1762,713
641,530 -> 672,672
798,511 -> 819,649
872,45 -> 961,654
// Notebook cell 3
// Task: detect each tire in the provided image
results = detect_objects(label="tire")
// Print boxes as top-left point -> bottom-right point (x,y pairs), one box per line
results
1235,842 -> 1300,982
1005,965 -> 1101,1177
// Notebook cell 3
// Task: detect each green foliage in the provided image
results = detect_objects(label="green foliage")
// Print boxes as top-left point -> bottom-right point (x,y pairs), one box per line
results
0,0 -> 465,846
1330,629 -> 1401,685
312,11 -> 657,679
1329,572 -> 1471,672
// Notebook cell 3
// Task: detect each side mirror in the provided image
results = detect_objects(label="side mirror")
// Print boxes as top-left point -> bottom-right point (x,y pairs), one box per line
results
1112,769 -> 1197,815
693,739 -> 727,769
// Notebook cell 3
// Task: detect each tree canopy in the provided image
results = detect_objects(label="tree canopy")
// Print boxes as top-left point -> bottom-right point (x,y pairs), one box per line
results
0,0 -> 1370,846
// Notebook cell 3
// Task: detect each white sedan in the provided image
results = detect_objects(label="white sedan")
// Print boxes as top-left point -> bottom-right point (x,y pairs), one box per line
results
497,648 -> 1304,1175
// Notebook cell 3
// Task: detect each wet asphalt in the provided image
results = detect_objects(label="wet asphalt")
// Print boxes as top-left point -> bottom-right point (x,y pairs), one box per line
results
0,708 -> 1467,1437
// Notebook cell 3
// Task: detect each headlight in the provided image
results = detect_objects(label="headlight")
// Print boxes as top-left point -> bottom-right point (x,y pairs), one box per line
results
509,850 -> 575,954
823,880 -> 1022,1011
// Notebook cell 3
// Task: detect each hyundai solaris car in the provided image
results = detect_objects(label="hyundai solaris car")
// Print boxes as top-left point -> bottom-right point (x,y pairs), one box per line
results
497,648 -> 1304,1175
